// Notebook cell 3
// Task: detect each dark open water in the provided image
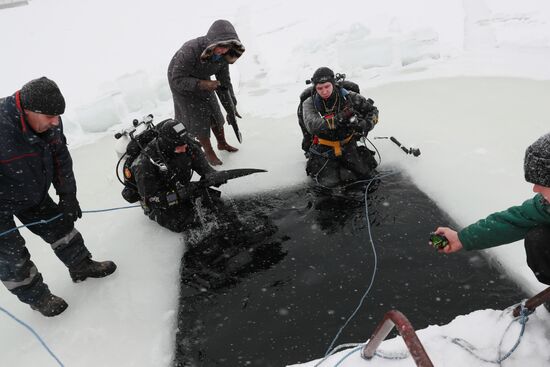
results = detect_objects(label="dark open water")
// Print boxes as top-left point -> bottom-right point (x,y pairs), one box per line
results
174,172 -> 524,367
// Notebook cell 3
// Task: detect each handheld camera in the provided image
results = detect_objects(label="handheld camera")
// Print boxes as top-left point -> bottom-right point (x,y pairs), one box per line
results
429,232 -> 449,249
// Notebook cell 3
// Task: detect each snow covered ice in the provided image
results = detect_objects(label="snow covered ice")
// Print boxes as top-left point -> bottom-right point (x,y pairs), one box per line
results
1,0 -> 550,366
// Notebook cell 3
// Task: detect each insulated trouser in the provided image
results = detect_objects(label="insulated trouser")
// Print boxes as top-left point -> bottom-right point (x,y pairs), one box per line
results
525,225 -> 550,285
0,195 -> 90,304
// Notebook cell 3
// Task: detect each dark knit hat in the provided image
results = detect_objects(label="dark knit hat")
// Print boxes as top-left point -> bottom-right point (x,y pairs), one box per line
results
524,132 -> 550,187
20,77 -> 66,115
157,119 -> 189,154
311,67 -> 335,85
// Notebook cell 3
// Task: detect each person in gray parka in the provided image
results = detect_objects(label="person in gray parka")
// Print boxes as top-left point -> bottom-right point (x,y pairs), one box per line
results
167,19 -> 245,166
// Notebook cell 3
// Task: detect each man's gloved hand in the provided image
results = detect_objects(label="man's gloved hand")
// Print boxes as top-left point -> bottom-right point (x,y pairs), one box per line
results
201,172 -> 227,188
58,194 -> 82,222
357,118 -> 370,134
342,106 -> 356,119
347,117 -> 370,135
334,107 -> 356,125
175,181 -> 203,202
197,80 -> 221,92
350,109 -> 378,135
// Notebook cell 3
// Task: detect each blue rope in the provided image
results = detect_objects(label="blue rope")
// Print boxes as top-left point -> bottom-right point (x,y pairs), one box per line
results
82,204 -> 140,214
332,345 -> 363,367
446,302 -> 532,365
323,171 -> 398,358
314,343 -> 363,367
497,305 -> 530,362
0,204 -> 140,238
0,305 -> 64,367
0,214 -> 63,238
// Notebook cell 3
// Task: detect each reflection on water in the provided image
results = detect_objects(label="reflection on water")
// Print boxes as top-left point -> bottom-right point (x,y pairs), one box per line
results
174,173 -> 523,367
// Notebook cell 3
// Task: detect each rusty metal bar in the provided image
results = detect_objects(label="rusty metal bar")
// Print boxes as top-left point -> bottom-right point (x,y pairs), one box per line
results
513,286 -> 550,317
361,310 -> 434,367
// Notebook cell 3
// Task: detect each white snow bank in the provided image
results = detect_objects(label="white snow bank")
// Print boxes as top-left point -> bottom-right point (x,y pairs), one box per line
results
290,307 -> 550,367
3,0 -> 550,138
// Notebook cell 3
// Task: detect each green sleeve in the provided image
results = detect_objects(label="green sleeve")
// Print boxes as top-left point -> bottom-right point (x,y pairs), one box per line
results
458,194 -> 550,251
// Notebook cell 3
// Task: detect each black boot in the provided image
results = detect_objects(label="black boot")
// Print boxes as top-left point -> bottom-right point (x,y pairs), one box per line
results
30,293 -> 68,317
69,257 -> 117,282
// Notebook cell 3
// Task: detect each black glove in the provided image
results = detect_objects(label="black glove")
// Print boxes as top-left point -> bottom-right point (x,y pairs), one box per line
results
359,118 -> 370,134
175,181 -> 203,202
201,173 -> 227,188
58,194 -> 82,222
334,107 -> 356,126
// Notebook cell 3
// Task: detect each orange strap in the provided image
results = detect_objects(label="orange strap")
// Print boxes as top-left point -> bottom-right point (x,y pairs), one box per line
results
315,135 -> 354,157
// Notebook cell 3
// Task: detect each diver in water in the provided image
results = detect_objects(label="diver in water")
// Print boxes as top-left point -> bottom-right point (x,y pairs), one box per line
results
300,67 -> 379,189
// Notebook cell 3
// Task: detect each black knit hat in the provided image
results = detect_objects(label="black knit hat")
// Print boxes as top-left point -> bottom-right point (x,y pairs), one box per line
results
311,67 -> 335,85
524,132 -> 550,187
157,119 -> 189,154
20,77 -> 66,115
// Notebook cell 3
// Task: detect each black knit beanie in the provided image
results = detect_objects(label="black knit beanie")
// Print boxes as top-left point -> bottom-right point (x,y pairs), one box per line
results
524,132 -> 550,187
311,67 -> 335,85
157,119 -> 189,155
20,77 -> 65,115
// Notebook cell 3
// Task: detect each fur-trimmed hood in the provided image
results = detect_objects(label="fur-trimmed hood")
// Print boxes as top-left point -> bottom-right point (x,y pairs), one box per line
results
200,19 -> 245,64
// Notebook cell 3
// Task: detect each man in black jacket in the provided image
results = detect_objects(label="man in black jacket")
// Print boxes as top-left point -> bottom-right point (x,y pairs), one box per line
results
301,67 -> 379,188
131,120 -> 281,292
167,19 -> 245,166
0,77 -> 116,317
131,119 -> 218,232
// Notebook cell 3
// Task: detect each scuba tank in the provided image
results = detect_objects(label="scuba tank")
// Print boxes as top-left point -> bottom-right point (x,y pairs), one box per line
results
114,114 -> 164,203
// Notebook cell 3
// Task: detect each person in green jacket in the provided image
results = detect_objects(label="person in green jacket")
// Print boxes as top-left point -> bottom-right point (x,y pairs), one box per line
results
434,132 -> 550,286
